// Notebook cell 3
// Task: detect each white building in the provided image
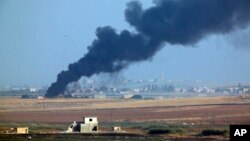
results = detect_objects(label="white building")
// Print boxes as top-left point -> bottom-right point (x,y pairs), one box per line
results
67,117 -> 98,133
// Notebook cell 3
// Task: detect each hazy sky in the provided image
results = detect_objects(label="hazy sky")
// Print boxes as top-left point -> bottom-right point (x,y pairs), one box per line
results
1,0 -> 250,87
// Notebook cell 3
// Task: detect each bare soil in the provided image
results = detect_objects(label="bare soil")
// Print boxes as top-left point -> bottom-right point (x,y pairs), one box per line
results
0,96 -> 250,125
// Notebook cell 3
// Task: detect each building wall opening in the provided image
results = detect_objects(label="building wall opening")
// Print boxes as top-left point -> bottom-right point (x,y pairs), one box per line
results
92,126 -> 97,131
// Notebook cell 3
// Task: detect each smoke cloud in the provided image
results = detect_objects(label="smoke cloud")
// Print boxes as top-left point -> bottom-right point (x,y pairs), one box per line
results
46,0 -> 250,98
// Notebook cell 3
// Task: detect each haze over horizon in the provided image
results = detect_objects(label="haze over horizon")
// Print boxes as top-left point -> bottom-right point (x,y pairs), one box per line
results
1,0 -> 250,88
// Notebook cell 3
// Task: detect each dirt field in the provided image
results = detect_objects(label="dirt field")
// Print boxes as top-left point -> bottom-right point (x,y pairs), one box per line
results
0,133 -> 229,141
1,95 -> 250,125
0,96 -> 246,112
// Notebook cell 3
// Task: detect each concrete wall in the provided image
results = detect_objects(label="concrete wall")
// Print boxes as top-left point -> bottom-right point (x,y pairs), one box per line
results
113,126 -> 121,132
16,127 -> 29,134
83,117 -> 98,124
81,117 -> 98,132
80,123 -> 98,132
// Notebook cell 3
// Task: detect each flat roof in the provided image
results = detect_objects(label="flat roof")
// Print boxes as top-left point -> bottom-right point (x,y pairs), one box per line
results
83,117 -> 97,118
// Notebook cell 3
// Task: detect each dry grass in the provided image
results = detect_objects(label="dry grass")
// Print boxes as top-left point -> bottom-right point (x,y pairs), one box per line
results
1,95 -> 250,125
0,96 -> 247,112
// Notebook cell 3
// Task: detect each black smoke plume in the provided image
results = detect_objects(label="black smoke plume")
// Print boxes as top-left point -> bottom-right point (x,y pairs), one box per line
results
46,0 -> 250,98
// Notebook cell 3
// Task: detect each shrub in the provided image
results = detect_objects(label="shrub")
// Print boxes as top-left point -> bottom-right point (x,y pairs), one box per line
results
149,129 -> 172,134
200,129 -> 228,136
131,95 -> 142,99
21,94 -> 30,99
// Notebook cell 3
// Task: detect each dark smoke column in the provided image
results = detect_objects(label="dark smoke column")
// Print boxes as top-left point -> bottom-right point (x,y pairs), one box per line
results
46,27 -> 162,97
46,0 -> 250,98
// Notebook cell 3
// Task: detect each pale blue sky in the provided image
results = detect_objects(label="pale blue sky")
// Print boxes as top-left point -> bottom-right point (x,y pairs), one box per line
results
1,0 -> 250,87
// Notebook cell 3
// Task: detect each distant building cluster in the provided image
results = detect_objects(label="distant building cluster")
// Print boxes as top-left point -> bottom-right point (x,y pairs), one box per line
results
51,80 -> 250,99
0,79 -> 250,99
0,85 -> 45,99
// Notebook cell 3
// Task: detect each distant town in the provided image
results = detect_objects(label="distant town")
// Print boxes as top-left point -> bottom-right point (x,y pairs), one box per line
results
1,78 -> 250,99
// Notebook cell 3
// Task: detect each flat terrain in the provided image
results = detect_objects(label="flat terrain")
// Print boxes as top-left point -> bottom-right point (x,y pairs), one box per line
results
2,96 -> 248,141
1,95 -> 250,124
0,133 -> 228,141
